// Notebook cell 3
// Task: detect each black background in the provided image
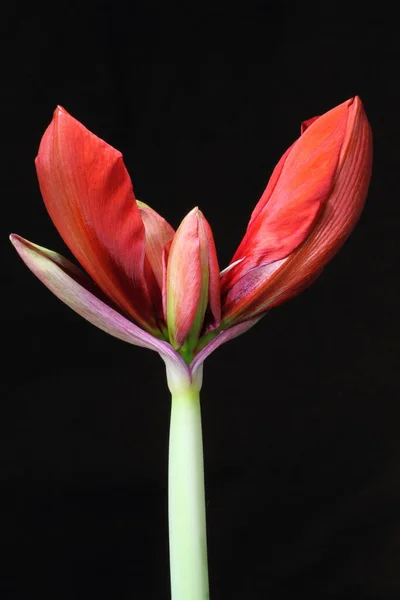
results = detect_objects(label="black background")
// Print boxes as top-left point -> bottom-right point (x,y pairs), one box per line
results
2,3 -> 400,599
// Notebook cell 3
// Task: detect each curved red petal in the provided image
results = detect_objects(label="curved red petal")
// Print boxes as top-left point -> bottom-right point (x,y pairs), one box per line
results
165,209 -> 220,349
35,107 -> 159,333
248,112 -> 323,228
137,200 -> 175,288
227,99 -> 352,285
247,144 -> 294,227
222,97 -> 372,324
202,216 -> 221,330
166,209 -> 202,347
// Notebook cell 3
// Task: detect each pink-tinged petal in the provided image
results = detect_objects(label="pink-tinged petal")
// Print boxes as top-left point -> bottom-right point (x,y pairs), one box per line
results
222,259 -> 288,323
161,240 -> 172,322
166,208 -> 202,348
222,97 -> 372,324
166,208 -> 220,350
35,107 -> 159,334
225,100 -> 353,298
190,317 -> 261,379
10,234 -> 190,381
137,200 -> 175,289
200,215 -> 221,329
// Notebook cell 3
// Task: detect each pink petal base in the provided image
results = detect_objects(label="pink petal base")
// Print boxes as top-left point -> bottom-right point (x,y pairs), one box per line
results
10,234 -> 189,381
191,317 -> 262,379
10,234 -> 259,385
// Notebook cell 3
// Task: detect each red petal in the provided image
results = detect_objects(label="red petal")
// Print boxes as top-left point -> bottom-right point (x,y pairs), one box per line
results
137,200 -> 175,288
222,97 -> 372,324
227,99 -> 352,286
161,240 -> 172,322
247,112 -> 323,226
247,144 -> 294,227
35,107 -> 159,333
165,209 -> 220,349
166,209 -> 202,348
202,216 -> 221,330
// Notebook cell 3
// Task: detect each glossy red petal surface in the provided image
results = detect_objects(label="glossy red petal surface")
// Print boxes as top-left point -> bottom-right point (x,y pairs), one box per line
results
165,208 -> 220,348
166,209 -> 202,347
35,107 -> 158,333
226,100 -> 352,289
201,215 -> 221,329
137,200 -> 175,288
247,144 -> 294,227
222,97 -> 372,324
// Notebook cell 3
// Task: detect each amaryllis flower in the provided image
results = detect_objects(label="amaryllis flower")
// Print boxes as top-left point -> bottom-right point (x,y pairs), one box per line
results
10,98 -> 372,381
10,98 -> 372,600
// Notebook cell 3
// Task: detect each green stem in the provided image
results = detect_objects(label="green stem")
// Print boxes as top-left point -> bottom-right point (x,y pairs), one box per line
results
167,367 -> 210,600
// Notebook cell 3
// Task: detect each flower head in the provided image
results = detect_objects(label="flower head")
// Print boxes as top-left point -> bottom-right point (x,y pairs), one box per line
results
10,98 -> 372,380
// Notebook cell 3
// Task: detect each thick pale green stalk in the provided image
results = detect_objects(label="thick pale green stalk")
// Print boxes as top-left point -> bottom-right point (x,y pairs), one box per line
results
166,364 -> 209,600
